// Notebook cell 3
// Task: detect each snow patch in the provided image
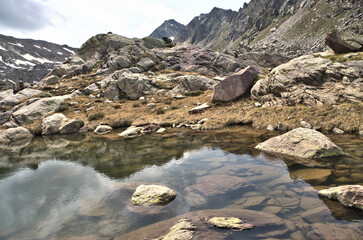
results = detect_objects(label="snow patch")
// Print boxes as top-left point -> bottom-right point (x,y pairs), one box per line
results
0,56 -> 23,69
0,45 -> 7,51
63,47 -> 75,54
57,52 -> 63,55
34,45 -> 41,49
21,53 -> 53,64
8,42 -> 24,47
15,59 -> 36,66
43,47 -> 51,52
170,37 -> 175,41
170,24 -> 174,27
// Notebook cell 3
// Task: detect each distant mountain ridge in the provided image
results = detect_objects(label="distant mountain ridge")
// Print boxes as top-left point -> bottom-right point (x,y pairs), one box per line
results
149,19 -> 185,40
174,0 -> 362,56
0,34 -> 77,88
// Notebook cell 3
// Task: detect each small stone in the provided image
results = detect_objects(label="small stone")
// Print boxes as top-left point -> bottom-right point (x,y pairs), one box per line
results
119,126 -> 143,137
267,125 -> 275,131
300,120 -> 312,129
189,103 -> 210,114
255,102 -> 262,107
147,103 -> 156,108
277,122 -> 287,132
156,128 -> 166,133
332,127 -> 344,134
131,185 -> 176,206
94,125 -> 112,135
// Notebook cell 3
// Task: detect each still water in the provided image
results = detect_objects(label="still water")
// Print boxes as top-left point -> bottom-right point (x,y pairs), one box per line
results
0,127 -> 362,239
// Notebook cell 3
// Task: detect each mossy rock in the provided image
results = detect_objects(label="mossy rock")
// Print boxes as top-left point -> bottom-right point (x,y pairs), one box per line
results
131,184 -> 176,206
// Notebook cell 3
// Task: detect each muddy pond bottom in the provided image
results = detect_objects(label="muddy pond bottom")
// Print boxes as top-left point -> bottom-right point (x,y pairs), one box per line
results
0,127 -> 362,239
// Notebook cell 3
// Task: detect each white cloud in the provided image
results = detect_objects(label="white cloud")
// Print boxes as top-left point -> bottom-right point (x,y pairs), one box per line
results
0,0 -> 248,47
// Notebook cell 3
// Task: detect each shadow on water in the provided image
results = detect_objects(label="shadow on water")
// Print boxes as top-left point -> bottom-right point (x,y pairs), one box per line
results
0,127 -> 362,239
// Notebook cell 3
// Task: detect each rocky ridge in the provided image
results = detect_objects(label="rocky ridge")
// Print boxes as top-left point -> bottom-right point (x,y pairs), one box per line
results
175,0 -> 362,57
0,34 -> 77,89
149,19 -> 185,40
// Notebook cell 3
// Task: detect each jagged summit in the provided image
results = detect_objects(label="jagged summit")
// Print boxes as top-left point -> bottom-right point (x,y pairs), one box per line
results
175,0 -> 362,56
149,19 -> 185,40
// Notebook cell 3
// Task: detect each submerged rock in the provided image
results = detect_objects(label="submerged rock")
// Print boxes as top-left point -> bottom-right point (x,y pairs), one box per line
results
308,223 -> 363,240
131,184 -> 176,206
116,208 -> 287,240
318,185 -> 363,210
203,217 -> 254,231
256,128 -> 345,158
212,66 -> 257,102
157,218 -> 196,240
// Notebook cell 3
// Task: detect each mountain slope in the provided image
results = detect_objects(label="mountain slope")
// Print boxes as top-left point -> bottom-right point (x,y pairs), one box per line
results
176,0 -> 362,56
149,19 -> 185,40
0,34 -> 77,87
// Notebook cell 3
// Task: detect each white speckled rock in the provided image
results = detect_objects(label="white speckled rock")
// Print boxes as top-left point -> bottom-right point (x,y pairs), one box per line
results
131,185 -> 176,206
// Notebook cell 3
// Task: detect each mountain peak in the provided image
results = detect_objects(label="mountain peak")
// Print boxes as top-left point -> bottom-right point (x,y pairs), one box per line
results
149,19 -> 185,40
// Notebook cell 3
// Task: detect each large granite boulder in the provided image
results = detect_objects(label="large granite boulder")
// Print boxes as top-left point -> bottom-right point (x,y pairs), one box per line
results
251,54 -> 363,106
131,185 -> 176,206
212,66 -> 257,102
0,127 -> 33,146
325,30 -> 363,53
318,185 -> 363,210
116,208 -> 287,240
0,88 -> 42,107
42,113 -> 68,135
256,128 -> 345,158
12,94 -> 74,125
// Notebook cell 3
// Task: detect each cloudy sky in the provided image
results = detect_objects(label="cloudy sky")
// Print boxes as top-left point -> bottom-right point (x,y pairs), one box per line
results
0,0 -> 248,48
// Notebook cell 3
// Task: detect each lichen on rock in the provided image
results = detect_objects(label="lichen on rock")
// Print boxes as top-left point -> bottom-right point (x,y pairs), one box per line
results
203,217 -> 254,231
131,184 -> 176,206
318,185 -> 363,210
156,218 -> 196,240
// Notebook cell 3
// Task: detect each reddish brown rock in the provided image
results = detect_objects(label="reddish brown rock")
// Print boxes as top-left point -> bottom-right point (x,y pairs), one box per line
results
325,30 -> 363,54
212,66 -> 257,102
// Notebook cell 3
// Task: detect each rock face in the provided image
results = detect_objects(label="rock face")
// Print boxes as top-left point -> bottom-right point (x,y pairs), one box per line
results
176,0 -> 362,57
117,208 -> 287,240
168,75 -> 218,95
326,30 -> 363,53
131,185 -> 176,206
12,94 -> 73,125
0,127 -> 33,145
149,19 -> 185,40
0,34 -> 76,88
251,54 -> 363,106
0,88 -> 42,107
212,66 -> 257,102
318,185 -> 363,210
256,128 -> 345,158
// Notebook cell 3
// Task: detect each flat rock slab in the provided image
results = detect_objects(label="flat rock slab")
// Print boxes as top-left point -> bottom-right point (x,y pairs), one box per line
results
202,217 -> 254,231
308,223 -> 363,240
318,185 -> 363,210
184,175 -> 252,207
212,66 -> 257,102
290,168 -> 332,184
255,128 -> 345,158
131,184 -> 176,206
116,208 -> 287,240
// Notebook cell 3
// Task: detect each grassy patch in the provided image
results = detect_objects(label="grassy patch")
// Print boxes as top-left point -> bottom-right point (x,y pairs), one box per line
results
87,112 -> 104,121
